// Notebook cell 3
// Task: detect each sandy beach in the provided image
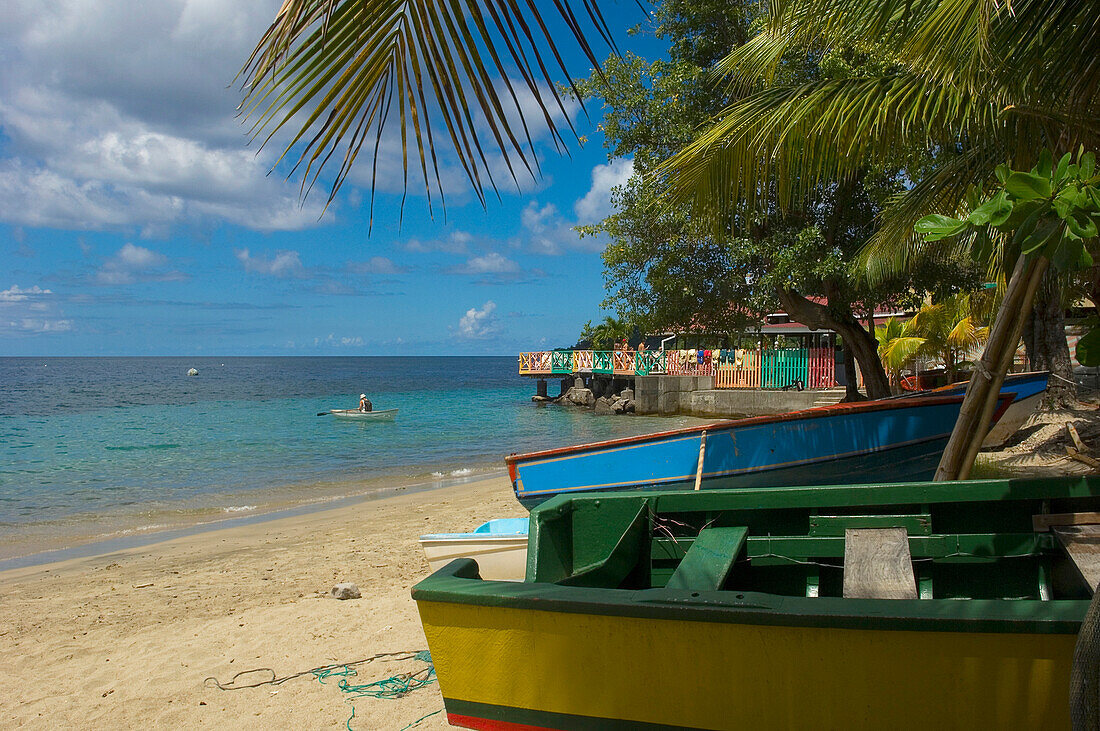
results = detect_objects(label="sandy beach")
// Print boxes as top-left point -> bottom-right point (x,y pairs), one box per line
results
0,475 -> 524,730
4,401 -> 1100,730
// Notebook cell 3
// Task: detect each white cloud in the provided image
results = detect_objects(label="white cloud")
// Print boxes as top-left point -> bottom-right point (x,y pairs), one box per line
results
235,248 -> 304,278
312,333 -> 364,347
0,1 -> 329,233
0,284 -> 72,335
457,301 -> 500,339
16,318 -> 73,333
0,284 -> 50,302
454,253 -> 521,275
96,243 -> 185,285
574,158 -> 634,222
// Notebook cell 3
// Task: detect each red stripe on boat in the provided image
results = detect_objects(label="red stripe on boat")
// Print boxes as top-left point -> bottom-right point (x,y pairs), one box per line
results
447,713 -> 556,731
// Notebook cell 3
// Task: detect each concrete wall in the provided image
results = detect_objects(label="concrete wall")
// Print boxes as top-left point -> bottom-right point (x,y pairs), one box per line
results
635,375 -> 712,415
636,375 -> 836,417
685,389 -> 824,417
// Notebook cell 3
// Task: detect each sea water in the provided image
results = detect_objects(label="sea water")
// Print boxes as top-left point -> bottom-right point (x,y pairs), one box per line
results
0,356 -> 704,560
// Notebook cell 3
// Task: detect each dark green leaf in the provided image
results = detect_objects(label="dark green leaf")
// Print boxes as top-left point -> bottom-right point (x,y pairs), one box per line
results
1036,149 -> 1054,179
1051,238 -> 1083,271
1082,152 -> 1096,180
1054,152 -> 1072,184
1005,172 -> 1052,201
1019,218 -> 1062,255
1000,199 -> 1043,229
1067,211 -> 1098,239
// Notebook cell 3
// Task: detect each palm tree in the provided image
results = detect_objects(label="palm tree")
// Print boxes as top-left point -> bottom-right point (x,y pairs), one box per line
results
875,317 -> 919,390
658,0 -> 1099,479
879,295 -> 989,389
662,0 -> 1100,269
588,316 -> 632,350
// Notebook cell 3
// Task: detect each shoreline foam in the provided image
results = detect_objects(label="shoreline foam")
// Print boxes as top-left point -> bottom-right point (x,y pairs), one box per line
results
0,465 -> 507,571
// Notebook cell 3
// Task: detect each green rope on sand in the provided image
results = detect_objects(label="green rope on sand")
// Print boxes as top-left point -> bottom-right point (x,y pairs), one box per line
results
312,650 -> 437,729
399,708 -> 443,730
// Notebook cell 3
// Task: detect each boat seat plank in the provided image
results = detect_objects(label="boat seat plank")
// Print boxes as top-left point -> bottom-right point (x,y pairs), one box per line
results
666,527 -> 748,591
1033,512 -> 1100,532
843,528 -> 918,600
1054,525 -> 1100,595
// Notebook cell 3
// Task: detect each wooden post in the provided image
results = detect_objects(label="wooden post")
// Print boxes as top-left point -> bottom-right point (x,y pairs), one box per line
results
935,255 -> 1049,481
694,431 -> 708,491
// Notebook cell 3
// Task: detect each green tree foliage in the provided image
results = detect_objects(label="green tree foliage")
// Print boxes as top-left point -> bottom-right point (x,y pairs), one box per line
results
877,294 -> 989,388
575,0 -> 978,398
917,149 -> 1100,367
577,316 -> 634,350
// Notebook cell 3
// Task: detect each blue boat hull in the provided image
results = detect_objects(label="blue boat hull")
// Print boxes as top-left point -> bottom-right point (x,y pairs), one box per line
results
509,395 -> 1013,509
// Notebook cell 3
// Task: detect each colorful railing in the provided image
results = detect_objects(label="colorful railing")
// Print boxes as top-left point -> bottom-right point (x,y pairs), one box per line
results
806,347 -> 837,389
519,349 -> 662,376
551,350 -> 573,374
634,350 -> 666,376
518,351 -> 553,375
519,348 -> 836,387
715,349 -> 762,388
713,347 -> 837,389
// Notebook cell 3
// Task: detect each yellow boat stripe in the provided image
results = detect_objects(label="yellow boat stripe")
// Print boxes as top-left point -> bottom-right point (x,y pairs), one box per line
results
418,601 -> 1073,730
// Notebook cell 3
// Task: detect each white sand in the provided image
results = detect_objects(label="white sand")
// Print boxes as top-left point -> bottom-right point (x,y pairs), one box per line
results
0,475 -> 524,729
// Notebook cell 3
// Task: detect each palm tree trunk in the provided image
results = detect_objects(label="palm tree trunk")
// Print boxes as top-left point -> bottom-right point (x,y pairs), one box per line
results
935,255 -> 1049,481
1023,270 -> 1076,408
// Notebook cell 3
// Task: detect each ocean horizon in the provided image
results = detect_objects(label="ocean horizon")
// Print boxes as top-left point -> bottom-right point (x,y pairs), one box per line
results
0,356 -> 704,562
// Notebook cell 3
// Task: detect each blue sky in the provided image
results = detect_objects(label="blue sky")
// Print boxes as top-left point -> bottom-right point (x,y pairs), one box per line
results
0,1 -> 661,356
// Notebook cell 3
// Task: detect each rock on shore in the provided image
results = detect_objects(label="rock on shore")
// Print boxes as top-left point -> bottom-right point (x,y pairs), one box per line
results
561,379 -> 634,415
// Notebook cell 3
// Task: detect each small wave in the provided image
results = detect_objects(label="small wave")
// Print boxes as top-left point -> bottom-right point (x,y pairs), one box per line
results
222,505 -> 257,513
450,468 -> 473,476
103,443 -> 181,452
98,523 -> 169,538
431,471 -> 444,478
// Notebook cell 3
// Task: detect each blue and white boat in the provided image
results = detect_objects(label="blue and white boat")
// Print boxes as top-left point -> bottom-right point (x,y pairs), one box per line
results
507,392 -> 1021,508
419,518 -> 529,581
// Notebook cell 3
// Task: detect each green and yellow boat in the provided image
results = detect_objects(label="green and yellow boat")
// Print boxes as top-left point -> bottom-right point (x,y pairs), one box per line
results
413,477 -> 1100,730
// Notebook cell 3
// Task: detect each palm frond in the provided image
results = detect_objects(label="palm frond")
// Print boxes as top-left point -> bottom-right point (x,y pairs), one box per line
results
880,335 -> 926,370
239,0 -> 614,221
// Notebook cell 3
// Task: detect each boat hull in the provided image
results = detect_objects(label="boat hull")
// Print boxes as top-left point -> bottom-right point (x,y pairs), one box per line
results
414,476 -> 1097,730
328,408 -> 398,421
509,395 -> 1012,508
418,593 -> 1074,730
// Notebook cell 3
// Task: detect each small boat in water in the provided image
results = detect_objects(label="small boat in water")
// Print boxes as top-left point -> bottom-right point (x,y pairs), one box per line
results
419,518 -> 528,581
414,476 -> 1100,730
507,392 -> 1016,508
328,408 -> 398,421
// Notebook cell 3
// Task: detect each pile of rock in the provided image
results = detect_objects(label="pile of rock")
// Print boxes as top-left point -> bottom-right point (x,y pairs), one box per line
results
560,378 -> 596,408
556,377 -> 635,415
595,388 -> 636,415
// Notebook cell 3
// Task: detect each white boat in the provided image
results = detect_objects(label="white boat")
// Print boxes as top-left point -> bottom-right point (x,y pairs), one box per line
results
419,518 -> 529,581
328,408 -> 398,421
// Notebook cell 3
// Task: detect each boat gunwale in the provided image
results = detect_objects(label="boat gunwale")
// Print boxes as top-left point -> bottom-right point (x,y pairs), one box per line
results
413,477 -> 1100,635
412,559 -> 1086,635
504,393 -> 1014,465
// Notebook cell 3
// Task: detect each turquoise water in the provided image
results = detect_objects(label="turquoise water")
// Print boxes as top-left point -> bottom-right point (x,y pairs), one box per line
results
0,357 -> 703,557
